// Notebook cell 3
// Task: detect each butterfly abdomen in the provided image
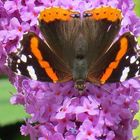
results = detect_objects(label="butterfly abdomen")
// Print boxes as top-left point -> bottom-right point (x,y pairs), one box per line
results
73,34 -> 88,90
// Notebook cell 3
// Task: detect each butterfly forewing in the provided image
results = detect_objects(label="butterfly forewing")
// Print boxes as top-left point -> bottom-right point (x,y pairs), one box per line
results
38,7 -> 123,73
88,32 -> 139,84
82,7 -> 123,67
8,32 -> 72,82
38,7 -> 81,67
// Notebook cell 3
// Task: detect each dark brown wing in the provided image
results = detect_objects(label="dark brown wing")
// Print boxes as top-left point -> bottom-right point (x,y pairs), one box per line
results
38,7 -> 81,67
82,7 -> 123,67
8,32 -> 72,82
38,6 -> 125,84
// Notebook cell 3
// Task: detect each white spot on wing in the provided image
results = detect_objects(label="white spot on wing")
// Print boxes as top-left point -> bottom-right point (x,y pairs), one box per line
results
36,20 -> 39,26
136,44 -> 140,50
120,67 -> 130,82
136,61 -> 139,65
17,69 -> 21,75
21,54 -> 27,63
17,59 -> 21,63
130,32 -> 134,35
107,25 -> 112,32
134,37 -> 138,42
27,66 -> 37,80
130,56 -> 137,64
126,56 -> 129,59
17,42 -> 21,49
135,70 -> 139,77
135,45 -> 140,56
28,55 -> 32,58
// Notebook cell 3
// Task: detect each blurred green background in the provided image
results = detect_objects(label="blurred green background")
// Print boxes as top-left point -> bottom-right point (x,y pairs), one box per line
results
0,0 -> 140,140
0,77 -> 29,140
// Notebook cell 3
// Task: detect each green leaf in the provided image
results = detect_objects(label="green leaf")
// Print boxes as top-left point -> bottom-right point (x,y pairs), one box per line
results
133,102 -> 140,140
0,78 -> 28,126
134,0 -> 140,16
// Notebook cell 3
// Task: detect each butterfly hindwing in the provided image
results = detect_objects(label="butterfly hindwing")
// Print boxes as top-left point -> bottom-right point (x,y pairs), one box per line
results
8,32 -> 72,82
88,32 -> 139,84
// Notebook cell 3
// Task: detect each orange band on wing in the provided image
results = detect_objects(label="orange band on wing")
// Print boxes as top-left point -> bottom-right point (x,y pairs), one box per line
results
85,7 -> 123,22
30,37 -> 58,82
38,7 -> 79,23
100,37 -> 128,84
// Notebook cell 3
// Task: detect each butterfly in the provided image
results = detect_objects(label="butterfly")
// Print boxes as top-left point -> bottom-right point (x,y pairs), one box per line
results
7,6 -> 140,91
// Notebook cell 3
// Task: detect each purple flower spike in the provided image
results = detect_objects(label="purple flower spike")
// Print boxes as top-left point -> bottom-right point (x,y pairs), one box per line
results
0,0 -> 140,140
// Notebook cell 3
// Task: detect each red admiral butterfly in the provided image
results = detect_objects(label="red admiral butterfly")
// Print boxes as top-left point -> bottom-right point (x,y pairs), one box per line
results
7,7 -> 140,91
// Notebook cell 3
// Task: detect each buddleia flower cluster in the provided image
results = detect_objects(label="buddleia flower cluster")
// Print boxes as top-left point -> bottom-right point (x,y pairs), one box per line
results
0,0 -> 140,140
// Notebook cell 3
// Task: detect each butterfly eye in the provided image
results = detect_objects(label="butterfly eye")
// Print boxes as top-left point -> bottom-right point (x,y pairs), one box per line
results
76,55 -> 84,60
70,13 -> 80,18
83,12 -> 92,17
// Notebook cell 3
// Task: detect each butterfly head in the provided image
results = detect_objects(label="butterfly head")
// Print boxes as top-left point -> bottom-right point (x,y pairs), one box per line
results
74,79 -> 86,91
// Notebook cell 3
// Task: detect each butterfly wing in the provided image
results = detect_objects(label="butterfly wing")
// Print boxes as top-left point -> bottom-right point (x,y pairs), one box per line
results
8,7 -> 132,85
8,32 -> 72,82
38,6 -> 126,85
38,7 -> 123,69
38,7 -> 81,66
82,7 -> 123,66
88,32 -> 139,84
